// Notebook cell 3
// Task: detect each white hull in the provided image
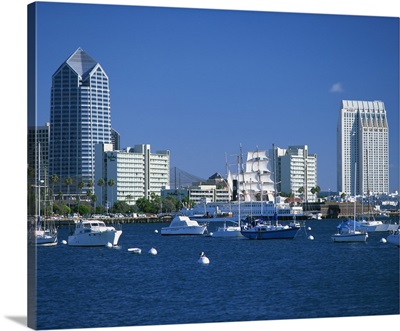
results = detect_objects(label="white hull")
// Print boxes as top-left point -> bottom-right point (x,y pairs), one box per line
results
182,200 -> 304,220
211,226 -> 243,238
68,230 -> 122,246
161,226 -> 206,236
161,215 -> 207,235
36,235 -> 58,246
68,220 -> 122,247
332,231 -> 368,242
387,234 -> 400,247
34,229 -> 58,246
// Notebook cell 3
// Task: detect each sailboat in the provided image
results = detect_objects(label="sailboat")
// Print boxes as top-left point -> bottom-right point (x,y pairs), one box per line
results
240,144 -> 300,240
359,149 -> 394,232
34,143 -> 58,246
211,151 -> 243,238
332,162 -> 368,243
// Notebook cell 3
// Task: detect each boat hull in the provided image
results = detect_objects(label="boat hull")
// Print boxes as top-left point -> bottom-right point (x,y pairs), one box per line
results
241,227 -> 299,240
68,230 -> 122,247
36,235 -> 58,246
387,234 -> 400,247
331,232 -> 368,242
160,226 -> 206,236
211,226 -> 243,238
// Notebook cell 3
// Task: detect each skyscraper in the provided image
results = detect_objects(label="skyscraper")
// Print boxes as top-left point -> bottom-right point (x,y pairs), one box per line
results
49,48 -> 111,195
337,100 -> 389,195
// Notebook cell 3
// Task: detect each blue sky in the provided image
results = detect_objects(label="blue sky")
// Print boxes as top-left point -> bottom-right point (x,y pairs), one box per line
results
34,1 -> 399,192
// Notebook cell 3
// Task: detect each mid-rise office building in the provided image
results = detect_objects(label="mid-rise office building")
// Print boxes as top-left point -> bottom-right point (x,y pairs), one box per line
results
337,100 -> 389,195
95,144 -> 170,207
278,145 -> 318,202
49,48 -> 111,195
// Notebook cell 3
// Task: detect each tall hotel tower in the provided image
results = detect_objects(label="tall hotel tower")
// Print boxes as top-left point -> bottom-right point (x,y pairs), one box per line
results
49,48 -> 111,195
337,100 -> 389,195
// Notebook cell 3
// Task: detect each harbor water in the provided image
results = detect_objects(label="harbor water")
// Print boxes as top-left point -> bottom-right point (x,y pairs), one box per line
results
35,218 -> 399,330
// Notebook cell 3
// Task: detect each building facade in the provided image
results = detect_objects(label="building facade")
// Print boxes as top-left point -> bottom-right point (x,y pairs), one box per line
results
49,48 -> 111,195
337,100 -> 389,195
95,144 -> 170,207
28,122 -> 50,182
278,145 -> 318,202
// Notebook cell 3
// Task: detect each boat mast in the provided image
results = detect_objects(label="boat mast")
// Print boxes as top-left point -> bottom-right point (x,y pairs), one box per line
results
272,143 -> 278,225
38,142 -> 41,221
365,149 -> 374,222
237,147 -> 241,227
257,146 -> 264,217
354,162 -> 357,227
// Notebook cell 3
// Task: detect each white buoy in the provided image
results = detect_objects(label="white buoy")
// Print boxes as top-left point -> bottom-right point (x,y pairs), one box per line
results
307,227 -> 312,231
154,229 -> 159,233
105,242 -> 113,248
148,247 -> 157,255
128,247 -> 142,254
308,235 -> 314,240
198,252 -> 210,264
380,238 -> 387,243
61,240 -> 67,245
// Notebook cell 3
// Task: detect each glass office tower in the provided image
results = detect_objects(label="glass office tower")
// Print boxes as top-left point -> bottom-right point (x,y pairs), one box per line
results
49,48 -> 111,195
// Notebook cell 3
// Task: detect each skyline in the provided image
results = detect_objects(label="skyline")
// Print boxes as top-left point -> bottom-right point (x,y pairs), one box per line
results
34,3 -> 399,193
1,2 -> 400,331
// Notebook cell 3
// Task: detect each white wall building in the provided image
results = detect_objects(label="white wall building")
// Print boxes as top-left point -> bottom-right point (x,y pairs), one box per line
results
278,145 -> 318,202
337,100 -> 389,195
95,144 -> 170,207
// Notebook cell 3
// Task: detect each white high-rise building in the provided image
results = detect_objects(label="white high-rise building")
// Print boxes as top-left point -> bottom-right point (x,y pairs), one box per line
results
337,100 -> 389,195
95,144 -> 170,207
278,145 -> 318,202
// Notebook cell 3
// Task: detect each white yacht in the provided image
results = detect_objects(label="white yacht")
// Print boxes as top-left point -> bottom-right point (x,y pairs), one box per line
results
161,215 -> 207,236
68,220 -> 122,247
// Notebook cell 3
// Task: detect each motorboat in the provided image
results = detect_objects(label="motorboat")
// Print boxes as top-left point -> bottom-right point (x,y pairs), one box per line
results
68,220 -> 122,247
160,215 -> 207,235
240,219 -> 300,240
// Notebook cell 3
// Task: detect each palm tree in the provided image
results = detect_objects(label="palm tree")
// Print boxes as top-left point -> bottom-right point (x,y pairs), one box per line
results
97,178 -> 105,207
77,181 -> 85,213
108,179 -> 115,210
91,194 -> 97,210
65,177 -> 73,211
50,174 -> 59,214
126,194 -> 133,205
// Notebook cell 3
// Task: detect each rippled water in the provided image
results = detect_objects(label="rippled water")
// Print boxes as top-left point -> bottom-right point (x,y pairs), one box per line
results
35,218 -> 399,330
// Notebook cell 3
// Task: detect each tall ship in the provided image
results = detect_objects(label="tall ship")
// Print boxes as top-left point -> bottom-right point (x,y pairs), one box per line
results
181,148 -> 304,220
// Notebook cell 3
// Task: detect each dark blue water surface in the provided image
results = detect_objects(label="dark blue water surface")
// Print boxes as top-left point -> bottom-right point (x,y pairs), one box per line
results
35,218 -> 399,330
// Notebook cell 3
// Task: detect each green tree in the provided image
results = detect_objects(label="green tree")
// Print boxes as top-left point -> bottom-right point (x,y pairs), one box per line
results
65,177 -> 73,207
77,180 -> 85,210
108,179 -> 115,208
97,178 -> 105,207
163,196 -> 177,212
113,201 -> 130,214
91,194 -> 97,208
50,174 -> 59,212
136,197 -> 153,213
78,204 -> 90,217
